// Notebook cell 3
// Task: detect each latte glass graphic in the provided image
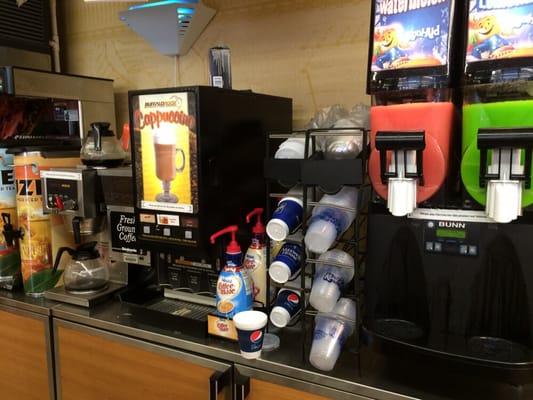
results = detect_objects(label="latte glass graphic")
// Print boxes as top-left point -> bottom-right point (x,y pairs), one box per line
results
153,126 -> 186,203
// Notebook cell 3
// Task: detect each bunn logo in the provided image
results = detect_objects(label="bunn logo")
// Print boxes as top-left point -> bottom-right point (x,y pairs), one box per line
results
438,221 -> 466,229
17,179 -> 42,196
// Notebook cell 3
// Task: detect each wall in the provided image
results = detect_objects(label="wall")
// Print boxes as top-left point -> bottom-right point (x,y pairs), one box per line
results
58,0 -> 371,129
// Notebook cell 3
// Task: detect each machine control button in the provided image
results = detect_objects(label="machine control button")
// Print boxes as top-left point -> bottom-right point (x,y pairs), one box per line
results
434,242 -> 442,252
163,228 -> 171,237
185,230 -> 193,239
143,226 -> 151,234
460,245 -> 468,255
468,246 -> 478,256
425,242 -> 434,251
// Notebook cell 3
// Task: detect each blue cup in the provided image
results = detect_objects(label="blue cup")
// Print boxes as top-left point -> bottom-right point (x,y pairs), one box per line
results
266,197 -> 303,241
270,289 -> 302,328
268,242 -> 303,283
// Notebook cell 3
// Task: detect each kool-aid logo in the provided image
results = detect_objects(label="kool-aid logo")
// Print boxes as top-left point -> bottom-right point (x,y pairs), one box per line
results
287,293 -> 300,304
250,330 -> 263,343
322,271 -> 343,287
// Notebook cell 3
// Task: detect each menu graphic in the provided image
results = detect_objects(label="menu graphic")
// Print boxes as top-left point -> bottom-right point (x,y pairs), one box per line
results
467,0 -> 533,63
371,0 -> 452,71
133,92 -> 198,214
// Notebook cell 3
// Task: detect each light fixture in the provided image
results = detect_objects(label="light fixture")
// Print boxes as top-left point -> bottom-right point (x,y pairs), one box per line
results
119,0 -> 215,56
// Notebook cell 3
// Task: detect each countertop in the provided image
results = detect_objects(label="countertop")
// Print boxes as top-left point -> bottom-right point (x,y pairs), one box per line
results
0,290 -> 529,400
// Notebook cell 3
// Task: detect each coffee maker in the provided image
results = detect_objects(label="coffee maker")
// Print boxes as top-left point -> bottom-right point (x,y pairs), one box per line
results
129,86 -> 292,295
40,168 -> 127,307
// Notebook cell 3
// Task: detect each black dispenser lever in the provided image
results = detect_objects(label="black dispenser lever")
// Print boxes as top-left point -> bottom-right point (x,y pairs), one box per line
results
1,213 -> 23,247
375,131 -> 426,185
477,127 -> 533,189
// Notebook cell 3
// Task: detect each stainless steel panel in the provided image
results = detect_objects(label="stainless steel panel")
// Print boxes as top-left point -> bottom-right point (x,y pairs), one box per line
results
12,67 -> 114,103
44,282 -> 126,308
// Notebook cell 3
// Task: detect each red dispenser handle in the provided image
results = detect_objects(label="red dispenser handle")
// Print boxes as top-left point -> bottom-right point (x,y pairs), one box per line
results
210,225 -> 241,253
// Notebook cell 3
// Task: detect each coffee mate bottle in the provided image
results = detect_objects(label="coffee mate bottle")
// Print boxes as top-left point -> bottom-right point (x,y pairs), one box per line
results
210,226 -> 252,319
243,208 -> 267,306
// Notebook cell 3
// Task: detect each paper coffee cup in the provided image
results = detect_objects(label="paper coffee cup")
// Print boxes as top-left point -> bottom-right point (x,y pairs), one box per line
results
233,311 -> 268,359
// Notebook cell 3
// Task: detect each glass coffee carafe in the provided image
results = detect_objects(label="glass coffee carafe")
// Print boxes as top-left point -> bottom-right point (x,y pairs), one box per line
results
81,122 -> 126,167
53,242 -> 109,294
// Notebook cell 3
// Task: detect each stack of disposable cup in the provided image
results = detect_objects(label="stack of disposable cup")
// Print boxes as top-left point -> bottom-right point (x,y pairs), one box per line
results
275,138 -> 311,159
309,298 -> 356,372
309,249 -> 354,312
304,187 -> 358,254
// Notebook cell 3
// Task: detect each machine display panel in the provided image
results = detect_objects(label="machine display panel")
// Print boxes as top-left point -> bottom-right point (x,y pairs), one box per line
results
131,91 -> 199,214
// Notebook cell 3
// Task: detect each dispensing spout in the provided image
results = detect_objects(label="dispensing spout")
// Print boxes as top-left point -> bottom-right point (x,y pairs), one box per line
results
246,208 -> 265,235
1,213 -> 23,247
210,225 -> 241,253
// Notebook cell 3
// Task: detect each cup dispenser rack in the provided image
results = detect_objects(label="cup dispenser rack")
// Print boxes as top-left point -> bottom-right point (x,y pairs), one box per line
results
264,127 -> 370,368
477,128 -> 533,223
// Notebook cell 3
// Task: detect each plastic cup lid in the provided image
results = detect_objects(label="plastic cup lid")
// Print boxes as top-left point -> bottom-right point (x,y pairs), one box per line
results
262,333 -> 280,352
304,219 -> 337,254
269,306 -> 291,328
266,219 -> 290,242
269,261 -> 291,284
233,311 -> 268,331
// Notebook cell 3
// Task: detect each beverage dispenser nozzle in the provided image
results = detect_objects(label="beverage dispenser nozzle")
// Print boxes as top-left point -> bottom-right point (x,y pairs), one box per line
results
375,131 -> 426,217
246,208 -> 265,235
210,225 -> 242,267
477,128 -> 533,223
1,213 -> 23,247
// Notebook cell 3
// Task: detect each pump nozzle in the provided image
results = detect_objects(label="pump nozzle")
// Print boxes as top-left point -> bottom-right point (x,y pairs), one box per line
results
246,208 -> 265,235
210,225 -> 241,253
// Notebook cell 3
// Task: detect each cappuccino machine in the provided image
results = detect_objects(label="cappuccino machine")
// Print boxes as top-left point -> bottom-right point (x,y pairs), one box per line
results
124,86 -> 291,334
364,0 -> 533,395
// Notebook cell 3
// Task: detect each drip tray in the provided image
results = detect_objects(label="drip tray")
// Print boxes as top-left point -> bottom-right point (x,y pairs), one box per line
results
145,298 -> 213,321
119,287 -> 214,338
373,318 -> 425,342
468,336 -> 533,363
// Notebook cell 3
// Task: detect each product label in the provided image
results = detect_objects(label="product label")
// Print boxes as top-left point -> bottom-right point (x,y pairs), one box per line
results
310,209 -> 344,235
110,211 -> 137,252
467,0 -> 533,63
132,91 -> 198,214
236,328 -> 265,354
0,150 -> 20,281
271,199 -> 303,232
243,247 -> 266,303
273,242 -> 303,277
275,289 -> 302,320
371,0 -> 452,71
216,268 -> 248,318
313,319 -> 350,347
15,163 -> 60,294
320,268 -> 346,290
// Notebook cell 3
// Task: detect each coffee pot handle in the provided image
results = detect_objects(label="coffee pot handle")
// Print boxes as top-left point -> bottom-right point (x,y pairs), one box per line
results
72,217 -> 82,245
176,148 -> 186,173
52,247 -> 75,274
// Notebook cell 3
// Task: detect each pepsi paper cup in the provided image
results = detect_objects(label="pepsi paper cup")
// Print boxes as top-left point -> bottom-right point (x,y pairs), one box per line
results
233,311 -> 268,359
270,288 -> 302,328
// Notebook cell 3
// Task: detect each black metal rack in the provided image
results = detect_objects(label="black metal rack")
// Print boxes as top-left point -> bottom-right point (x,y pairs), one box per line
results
264,127 -> 370,368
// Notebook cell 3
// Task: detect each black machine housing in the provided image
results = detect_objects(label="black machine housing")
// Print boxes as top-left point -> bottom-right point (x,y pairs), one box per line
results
364,208 -> 533,385
129,86 -> 292,280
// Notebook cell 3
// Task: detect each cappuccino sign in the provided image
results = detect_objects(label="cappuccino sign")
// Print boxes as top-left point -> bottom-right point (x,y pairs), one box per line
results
132,92 -> 198,214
